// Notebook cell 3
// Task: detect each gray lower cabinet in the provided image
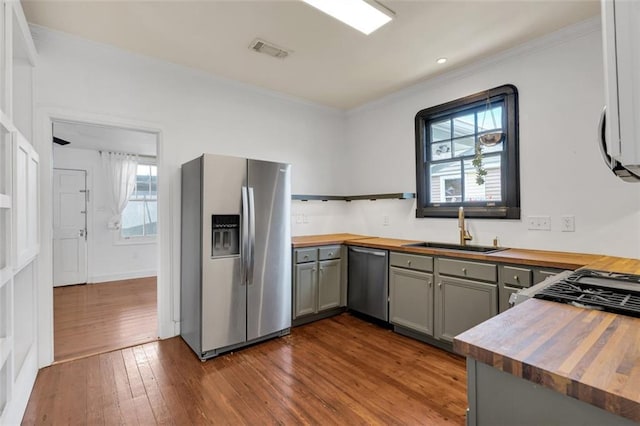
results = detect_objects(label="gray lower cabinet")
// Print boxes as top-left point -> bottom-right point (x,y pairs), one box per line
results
318,259 -> 341,311
466,358 -> 636,426
295,262 -> 317,317
435,275 -> 497,342
386,252 -> 565,345
389,266 -> 433,335
293,245 -> 343,320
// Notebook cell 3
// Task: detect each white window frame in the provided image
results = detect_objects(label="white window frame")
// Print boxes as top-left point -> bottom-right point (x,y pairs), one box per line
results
117,159 -> 157,245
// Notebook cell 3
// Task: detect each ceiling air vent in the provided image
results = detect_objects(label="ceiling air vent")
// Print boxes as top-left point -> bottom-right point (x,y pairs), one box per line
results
249,38 -> 291,59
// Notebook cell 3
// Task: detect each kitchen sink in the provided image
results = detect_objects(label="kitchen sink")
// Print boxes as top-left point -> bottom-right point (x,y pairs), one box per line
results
402,241 -> 507,253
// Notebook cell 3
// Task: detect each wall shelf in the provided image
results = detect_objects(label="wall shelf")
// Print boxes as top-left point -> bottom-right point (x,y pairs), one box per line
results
292,192 -> 415,202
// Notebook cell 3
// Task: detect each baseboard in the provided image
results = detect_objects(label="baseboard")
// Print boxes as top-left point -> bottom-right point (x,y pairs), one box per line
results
88,269 -> 157,284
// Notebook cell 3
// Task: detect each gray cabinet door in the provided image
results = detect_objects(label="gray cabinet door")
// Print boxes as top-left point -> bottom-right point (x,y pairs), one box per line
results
435,276 -> 497,342
295,262 -> 317,317
318,259 -> 341,311
389,267 -> 433,336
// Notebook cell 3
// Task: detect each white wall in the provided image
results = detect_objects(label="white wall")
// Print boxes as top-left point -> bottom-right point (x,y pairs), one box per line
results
52,145 -> 157,283
340,20 -> 640,258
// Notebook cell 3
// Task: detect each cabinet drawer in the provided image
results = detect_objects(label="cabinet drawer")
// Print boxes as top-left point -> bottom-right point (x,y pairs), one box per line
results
502,266 -> 532,288
319,245 -> 341,261
534,269 -> 564,285
390,252 -> 433,272
294,248 -> 317,264
438,258 -> 497,282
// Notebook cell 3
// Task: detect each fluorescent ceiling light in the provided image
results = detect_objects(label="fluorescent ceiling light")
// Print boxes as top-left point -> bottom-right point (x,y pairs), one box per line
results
302,0 -> 394,35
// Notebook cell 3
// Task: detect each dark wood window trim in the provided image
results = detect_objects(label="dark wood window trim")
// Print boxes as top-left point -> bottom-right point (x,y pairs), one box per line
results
414,84 -> 520,219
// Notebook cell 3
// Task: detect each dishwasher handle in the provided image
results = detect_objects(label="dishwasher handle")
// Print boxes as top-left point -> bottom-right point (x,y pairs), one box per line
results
350,247 -> 387,257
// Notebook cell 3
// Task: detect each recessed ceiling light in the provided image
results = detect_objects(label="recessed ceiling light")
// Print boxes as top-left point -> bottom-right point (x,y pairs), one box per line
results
436,57 -> 448,64
302,0 -> 394,35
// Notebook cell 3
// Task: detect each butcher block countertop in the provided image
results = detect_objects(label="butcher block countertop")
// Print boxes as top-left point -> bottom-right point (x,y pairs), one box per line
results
454,258 -> 640,422
292,234 -> 605,269
454,296 -> 640,422
291,233 -> 369,248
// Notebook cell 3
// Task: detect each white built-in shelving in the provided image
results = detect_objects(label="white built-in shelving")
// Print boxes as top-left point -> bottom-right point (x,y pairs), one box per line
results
0,1 -> 39,423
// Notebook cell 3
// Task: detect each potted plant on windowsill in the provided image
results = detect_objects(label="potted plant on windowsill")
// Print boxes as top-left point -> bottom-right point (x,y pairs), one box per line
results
473,94 -> 505,185
472,133 -> 504,185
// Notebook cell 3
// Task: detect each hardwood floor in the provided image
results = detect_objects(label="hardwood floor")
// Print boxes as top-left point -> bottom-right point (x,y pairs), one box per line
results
25,314 -> 467,425
54,277 -> 158,363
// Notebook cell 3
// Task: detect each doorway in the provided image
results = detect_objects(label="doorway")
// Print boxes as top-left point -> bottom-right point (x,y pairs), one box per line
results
51,120 -> 159,362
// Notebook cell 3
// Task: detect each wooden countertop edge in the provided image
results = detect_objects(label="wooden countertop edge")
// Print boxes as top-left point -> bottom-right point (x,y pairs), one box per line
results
452,338 -> 640,422
291,234 -> 370,248
342,239 -> 603,270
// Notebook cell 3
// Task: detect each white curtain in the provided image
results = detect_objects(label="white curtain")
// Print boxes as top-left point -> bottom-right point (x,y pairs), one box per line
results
101,151 -> 138,230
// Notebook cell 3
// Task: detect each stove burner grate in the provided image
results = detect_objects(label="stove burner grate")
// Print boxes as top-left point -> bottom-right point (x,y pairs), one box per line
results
533,270 -> 640,318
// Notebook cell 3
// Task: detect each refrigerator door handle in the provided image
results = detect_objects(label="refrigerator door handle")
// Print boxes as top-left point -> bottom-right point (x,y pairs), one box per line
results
598,106 -> 614,169
248,187 -> 256,285
241,186 -> 249,285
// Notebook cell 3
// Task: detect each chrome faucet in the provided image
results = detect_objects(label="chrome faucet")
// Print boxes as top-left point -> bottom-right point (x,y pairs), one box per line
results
458,207 -> 473,246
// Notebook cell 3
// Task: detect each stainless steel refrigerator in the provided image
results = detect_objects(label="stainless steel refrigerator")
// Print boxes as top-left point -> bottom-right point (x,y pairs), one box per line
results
180,154 -> 291,360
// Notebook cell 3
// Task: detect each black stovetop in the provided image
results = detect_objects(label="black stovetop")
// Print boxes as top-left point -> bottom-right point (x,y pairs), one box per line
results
533,269 -> 640,318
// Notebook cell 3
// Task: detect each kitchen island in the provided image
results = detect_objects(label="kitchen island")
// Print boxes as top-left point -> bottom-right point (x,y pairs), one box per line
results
454,258 -> 640,425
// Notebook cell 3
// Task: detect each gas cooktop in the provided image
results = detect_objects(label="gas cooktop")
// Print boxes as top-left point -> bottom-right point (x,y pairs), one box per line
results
533,269 -> 640,317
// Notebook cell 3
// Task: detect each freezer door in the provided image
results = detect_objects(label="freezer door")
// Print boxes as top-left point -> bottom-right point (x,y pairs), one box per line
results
247,159 -> 292,340
201,154 -> 247,352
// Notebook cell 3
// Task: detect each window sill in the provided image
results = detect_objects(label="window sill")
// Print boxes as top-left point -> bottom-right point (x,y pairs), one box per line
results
416,206 -> 520,219
114,236 -> 157,246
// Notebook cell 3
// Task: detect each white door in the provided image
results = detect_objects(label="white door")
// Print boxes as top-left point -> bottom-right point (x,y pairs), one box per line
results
53,169 -> 88,286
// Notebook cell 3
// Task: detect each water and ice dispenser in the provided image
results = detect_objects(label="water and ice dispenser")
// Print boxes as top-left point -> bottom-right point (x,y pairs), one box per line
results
211,214 -> 240,258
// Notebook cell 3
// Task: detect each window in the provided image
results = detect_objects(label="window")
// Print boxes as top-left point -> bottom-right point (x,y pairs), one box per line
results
121,164 -> 157,239
415,85 -> 520,219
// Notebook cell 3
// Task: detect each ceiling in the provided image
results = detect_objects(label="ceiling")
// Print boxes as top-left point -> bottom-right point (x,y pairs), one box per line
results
23,1 -> 599,110
53,121 -> 158,157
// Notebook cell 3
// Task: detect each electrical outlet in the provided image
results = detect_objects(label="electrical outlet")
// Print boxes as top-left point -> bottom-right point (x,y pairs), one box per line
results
527,216 -> 551,231
383,215 -> 389,226
561,215 -> 575,232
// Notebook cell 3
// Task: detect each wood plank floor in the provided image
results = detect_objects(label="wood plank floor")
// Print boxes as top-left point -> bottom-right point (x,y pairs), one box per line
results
25,314 -> 467,425
54,277 -> 158,363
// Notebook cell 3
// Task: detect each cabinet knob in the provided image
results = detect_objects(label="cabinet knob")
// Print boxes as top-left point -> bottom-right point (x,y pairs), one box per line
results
312,267 -> 316,272
319,267 -> 323,272
329,252 -> 333,256
407,260 -> 412,266
438,282 -> 442,288
514,275 -> 519,281
428,280 -> 432,288
304,255 -> 309,260
462,268 -> 467,274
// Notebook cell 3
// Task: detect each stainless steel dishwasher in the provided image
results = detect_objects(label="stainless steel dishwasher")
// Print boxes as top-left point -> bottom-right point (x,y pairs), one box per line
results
348,247 -> 389,321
